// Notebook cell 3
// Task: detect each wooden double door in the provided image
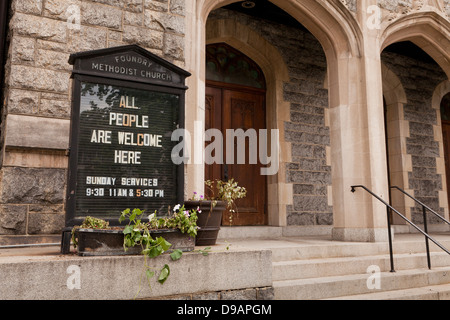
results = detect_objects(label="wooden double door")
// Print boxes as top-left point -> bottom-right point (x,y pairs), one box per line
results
205,82 -> 267,226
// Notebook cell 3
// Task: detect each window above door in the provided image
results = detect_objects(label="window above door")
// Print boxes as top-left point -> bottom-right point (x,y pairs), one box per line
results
206,43 -> 266,90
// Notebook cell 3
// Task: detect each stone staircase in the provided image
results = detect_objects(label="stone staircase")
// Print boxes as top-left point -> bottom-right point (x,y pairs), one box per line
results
271,234 -> 450,300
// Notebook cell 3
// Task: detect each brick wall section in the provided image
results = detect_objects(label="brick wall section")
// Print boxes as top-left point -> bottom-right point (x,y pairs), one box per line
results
209,9 -> 333,227
381,51 -> 448,224
0,0 -> 185,235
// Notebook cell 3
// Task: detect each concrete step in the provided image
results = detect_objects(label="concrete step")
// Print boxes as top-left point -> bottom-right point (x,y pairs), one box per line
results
270,237 -> 450,262
273,251 -> 450,281
325,283 -> 450,300
273,267 -> 450,300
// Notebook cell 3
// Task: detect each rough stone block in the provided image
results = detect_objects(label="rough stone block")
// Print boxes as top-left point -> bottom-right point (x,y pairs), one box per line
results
220,288 -> 257,300
39,98 -> 71,118
36,49 -> 71,72
27,212 -> 65,234
0,205 -> 27,235
9,65 -> 70,93
256,287 -> 275,300
11,13 -> 67,43
81,2 -> 123,30
0,167 -> 66,205
164,32 -> 184,60
144,0 -> 168,13
11,36 -> 36,65
7,89 -> 39,115
68,25 -> 108,52
122,25 -> 163,49
13,0 -> 43,15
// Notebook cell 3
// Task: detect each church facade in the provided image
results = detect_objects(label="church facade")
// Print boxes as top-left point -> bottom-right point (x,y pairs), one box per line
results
0,0 -> 450,243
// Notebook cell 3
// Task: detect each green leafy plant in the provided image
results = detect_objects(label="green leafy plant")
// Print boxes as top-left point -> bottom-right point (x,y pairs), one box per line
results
71,207 -> 201,298
119,208 -> 185,298
202,178 -> 247,224
119,206 -> 200,297
147,204 -> 198,238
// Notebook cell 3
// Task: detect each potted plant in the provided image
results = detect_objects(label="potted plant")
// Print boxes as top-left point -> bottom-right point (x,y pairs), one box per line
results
184,178 -> 247,246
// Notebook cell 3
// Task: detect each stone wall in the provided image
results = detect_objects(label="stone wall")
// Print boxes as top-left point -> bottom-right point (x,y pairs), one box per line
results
0,0 -> 186,236
149,287 -> 274,300
208,8 -> 333,227
381,51 -> 448,224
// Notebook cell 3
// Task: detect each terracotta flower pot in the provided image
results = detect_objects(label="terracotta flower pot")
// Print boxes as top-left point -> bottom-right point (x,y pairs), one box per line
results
184,200 -> 226,246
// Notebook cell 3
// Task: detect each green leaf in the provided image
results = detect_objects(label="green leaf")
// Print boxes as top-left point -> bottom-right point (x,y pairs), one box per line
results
156,237 -> 172,252
170,249 -> 183,261
158,265 -> 170,284
123,225 -> 133,235
134,233 -> 142,242
148,245 -> 163,258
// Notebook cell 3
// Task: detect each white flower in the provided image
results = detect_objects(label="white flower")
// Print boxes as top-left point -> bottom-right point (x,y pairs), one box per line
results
173,204 -> 181,212
148,213 -> 155,221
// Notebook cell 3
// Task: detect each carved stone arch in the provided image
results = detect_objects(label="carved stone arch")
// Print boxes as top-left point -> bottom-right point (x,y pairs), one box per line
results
188,0 -> 391,241
382,63 -> 407,106
381,63 -> 412,223
432,80 -> 450,110
200,0 -> 363,97
432,80 -> 450,222
381,11 -> 450,78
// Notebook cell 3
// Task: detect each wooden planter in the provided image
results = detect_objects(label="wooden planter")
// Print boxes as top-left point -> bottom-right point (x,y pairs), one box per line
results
74,228 -> 195,256
184,200 -> 226,246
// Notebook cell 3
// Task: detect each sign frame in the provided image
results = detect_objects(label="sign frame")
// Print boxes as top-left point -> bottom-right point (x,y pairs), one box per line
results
64,45 -> 190,229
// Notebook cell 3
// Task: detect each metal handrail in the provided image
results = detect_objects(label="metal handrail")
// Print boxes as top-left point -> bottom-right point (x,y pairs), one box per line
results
390,186 -> 450,226
390,186 -> 450,269
351,185 -> 450,272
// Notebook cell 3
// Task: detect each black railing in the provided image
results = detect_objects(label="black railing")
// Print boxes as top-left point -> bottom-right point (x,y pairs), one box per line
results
390,186 -> 450,269
351,185 -> 450,272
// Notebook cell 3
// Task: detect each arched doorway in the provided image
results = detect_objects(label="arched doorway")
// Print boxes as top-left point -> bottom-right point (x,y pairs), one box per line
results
205,43 -> 267,226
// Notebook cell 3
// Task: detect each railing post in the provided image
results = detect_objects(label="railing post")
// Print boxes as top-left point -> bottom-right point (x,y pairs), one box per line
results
386,206 -> 395,273
423,205 -> 431,270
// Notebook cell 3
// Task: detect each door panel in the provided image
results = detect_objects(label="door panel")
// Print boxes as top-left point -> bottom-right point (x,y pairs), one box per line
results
205,86 -> 222,183
205,85 -> 267,226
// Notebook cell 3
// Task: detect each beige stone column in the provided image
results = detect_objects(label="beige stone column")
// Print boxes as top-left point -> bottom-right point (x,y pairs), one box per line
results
330,0 -> 390,242
183,0 -> 207,200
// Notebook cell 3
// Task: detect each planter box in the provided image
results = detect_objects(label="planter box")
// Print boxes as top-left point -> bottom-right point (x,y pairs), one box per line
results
74,228 -> 195,257
184,200 -> 226,246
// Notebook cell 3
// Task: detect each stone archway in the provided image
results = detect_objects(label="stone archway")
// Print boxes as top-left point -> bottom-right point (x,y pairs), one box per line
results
186,0 -> 391,242
381,12 -> 450,78
205,18 -> 291,226
381,63 -> 411,224
433,80 -> 450,222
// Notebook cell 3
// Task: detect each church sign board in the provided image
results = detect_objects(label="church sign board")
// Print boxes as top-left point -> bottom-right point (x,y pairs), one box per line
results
65,45 -> 190,229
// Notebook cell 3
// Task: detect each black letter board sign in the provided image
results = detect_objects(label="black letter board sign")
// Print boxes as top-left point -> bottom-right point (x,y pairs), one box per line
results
65,45 -> 190,229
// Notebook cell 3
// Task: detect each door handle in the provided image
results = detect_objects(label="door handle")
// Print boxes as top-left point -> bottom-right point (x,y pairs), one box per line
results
224,164 -> 229,181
